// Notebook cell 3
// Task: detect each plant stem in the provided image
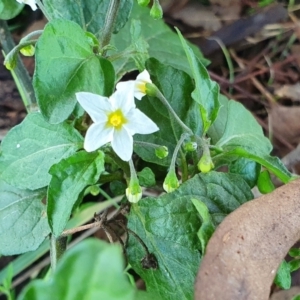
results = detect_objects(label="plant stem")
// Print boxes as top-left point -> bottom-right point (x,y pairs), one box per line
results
154,88 -> 194,135
0,20 -> 36,112
50,235 -> 67,271
36,0 -> 52,20
101,0 -> 121,53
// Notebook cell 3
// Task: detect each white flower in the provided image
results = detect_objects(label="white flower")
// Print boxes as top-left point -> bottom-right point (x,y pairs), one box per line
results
16,0 -> 37,10
116,69 -> 152,100
76,91 -> 159,161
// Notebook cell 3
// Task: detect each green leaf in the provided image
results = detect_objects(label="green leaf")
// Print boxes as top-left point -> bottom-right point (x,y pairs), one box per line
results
34,19 -> 115,124
48,151 -> 105,237
229,158 -> 261,188
127,171 -> 252,299
208,95 -> 292,183
0,113 -> 83,190
0,199 -> 120,285
111,2 -> 209,80
0,178 -> 49,255
289,248 -> 300,258
0,0 -> 23,20
289,259 -> 300,272
175,28 -> 220,133
274,260 -> 291,290
43,0 -> 133,38
191,199 -> 215,254
137,167 -> 156,187
18,239 -> 136,300
134,58 -> 202,166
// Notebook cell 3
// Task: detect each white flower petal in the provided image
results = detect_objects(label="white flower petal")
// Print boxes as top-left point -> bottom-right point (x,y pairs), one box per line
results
17,0 -> 38,10
76,92 -> 111,123
111,128 -> 133,161
110,90 -> 135,114
116,81 -> 135,96
84,122 -> 113,152
125,108 -> 159,135
136,69 -> 152,83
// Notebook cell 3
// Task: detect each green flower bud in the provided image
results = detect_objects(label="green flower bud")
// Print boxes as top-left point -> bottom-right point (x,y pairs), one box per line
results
20,44 -> 35,56
184,142 -> 197,152
4,55 -> 16,70
89,185 -> 101,196
150,0 -> 163,20
126,180 -> 142,203
163,170 -> 179,193
257,170 -> 275,194
198,153 -> 214,173
137,0 -> 150,6
155,146 -> 168,159
145,82 -> 159,97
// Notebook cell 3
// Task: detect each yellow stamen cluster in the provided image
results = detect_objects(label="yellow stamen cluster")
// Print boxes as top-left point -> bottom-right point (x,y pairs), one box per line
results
107,109 -> 127,130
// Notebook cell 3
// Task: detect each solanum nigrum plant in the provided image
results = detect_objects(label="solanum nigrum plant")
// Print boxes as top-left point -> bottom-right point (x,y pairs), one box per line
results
0,1 -> 295,299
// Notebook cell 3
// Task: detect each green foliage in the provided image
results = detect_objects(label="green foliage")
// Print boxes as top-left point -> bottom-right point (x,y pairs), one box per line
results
0,178 -> 49,255
229,158 -> 261,188
0,113 -> 83,190
127,172 -> 253,299
176,28 -> 220,133
18,239 -> 137,300
137,167 -> 156,187
34,19 -> 115,124
274,260 -> 291,290
48,151 -> 105,237
43,0 -> 133,37
208,95 -> 292,183
0,0 -> 23,20
191,199 -> 215,254
257,169 -> 275,194
110,2 -> 209,79
134,58 -> 202,166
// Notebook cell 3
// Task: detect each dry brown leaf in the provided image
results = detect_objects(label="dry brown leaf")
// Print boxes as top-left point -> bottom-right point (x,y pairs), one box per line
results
270,105 -> 300,147
275,83 -> 300,102
195,179 -> 300,300
269,286 -> 300,300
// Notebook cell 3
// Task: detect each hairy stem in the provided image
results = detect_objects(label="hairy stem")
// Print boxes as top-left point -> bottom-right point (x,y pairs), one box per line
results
101,0 -> 121,52
50,235 -> 67,270
0,20 -> 36,112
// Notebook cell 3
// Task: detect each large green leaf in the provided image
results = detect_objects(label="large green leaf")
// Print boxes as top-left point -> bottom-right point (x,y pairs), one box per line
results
0,178 -> 49,255
43,0 -> 133,37
176,29 -> 220,133
34,19 -> 115,124
110,3 -> 209,80
0,113 -> 83,190
48,151 -> 105,237
18,239 -> 136,300
208,95 -> 292,183
134,58 -> 202,166
127,171 -> 253,300
0,0 -> 23,20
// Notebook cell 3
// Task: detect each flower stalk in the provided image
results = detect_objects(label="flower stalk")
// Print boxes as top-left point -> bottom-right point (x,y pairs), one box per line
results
126,159 -> 142,203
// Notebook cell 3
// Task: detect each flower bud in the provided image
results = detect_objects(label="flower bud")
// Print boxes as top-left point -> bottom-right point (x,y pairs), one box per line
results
163,170 -> 179,193
184,142 -> 197,152
150,0 -> 163,20
126,181 -> 142,203
137,0 -> 150,6
145,83 -> 159,97
4,55 -> 16,70
257,170 -> 275,194
198,153 -> 214,173
155,146 -> 168,159
20,44 -> 35,56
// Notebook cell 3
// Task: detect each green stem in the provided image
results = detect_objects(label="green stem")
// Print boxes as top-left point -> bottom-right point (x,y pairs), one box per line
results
20,30 -> 43,43
36,0 -> 52,20
154,88 -> 194,135
170,133 -> 189,171
0,20 -> 36,112
128,159 -> 138,182
101,0 -> 121,53
50,235 -> 67,271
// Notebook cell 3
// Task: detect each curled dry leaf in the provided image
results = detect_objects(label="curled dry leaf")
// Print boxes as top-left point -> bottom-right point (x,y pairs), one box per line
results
195,179 -> 300,300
